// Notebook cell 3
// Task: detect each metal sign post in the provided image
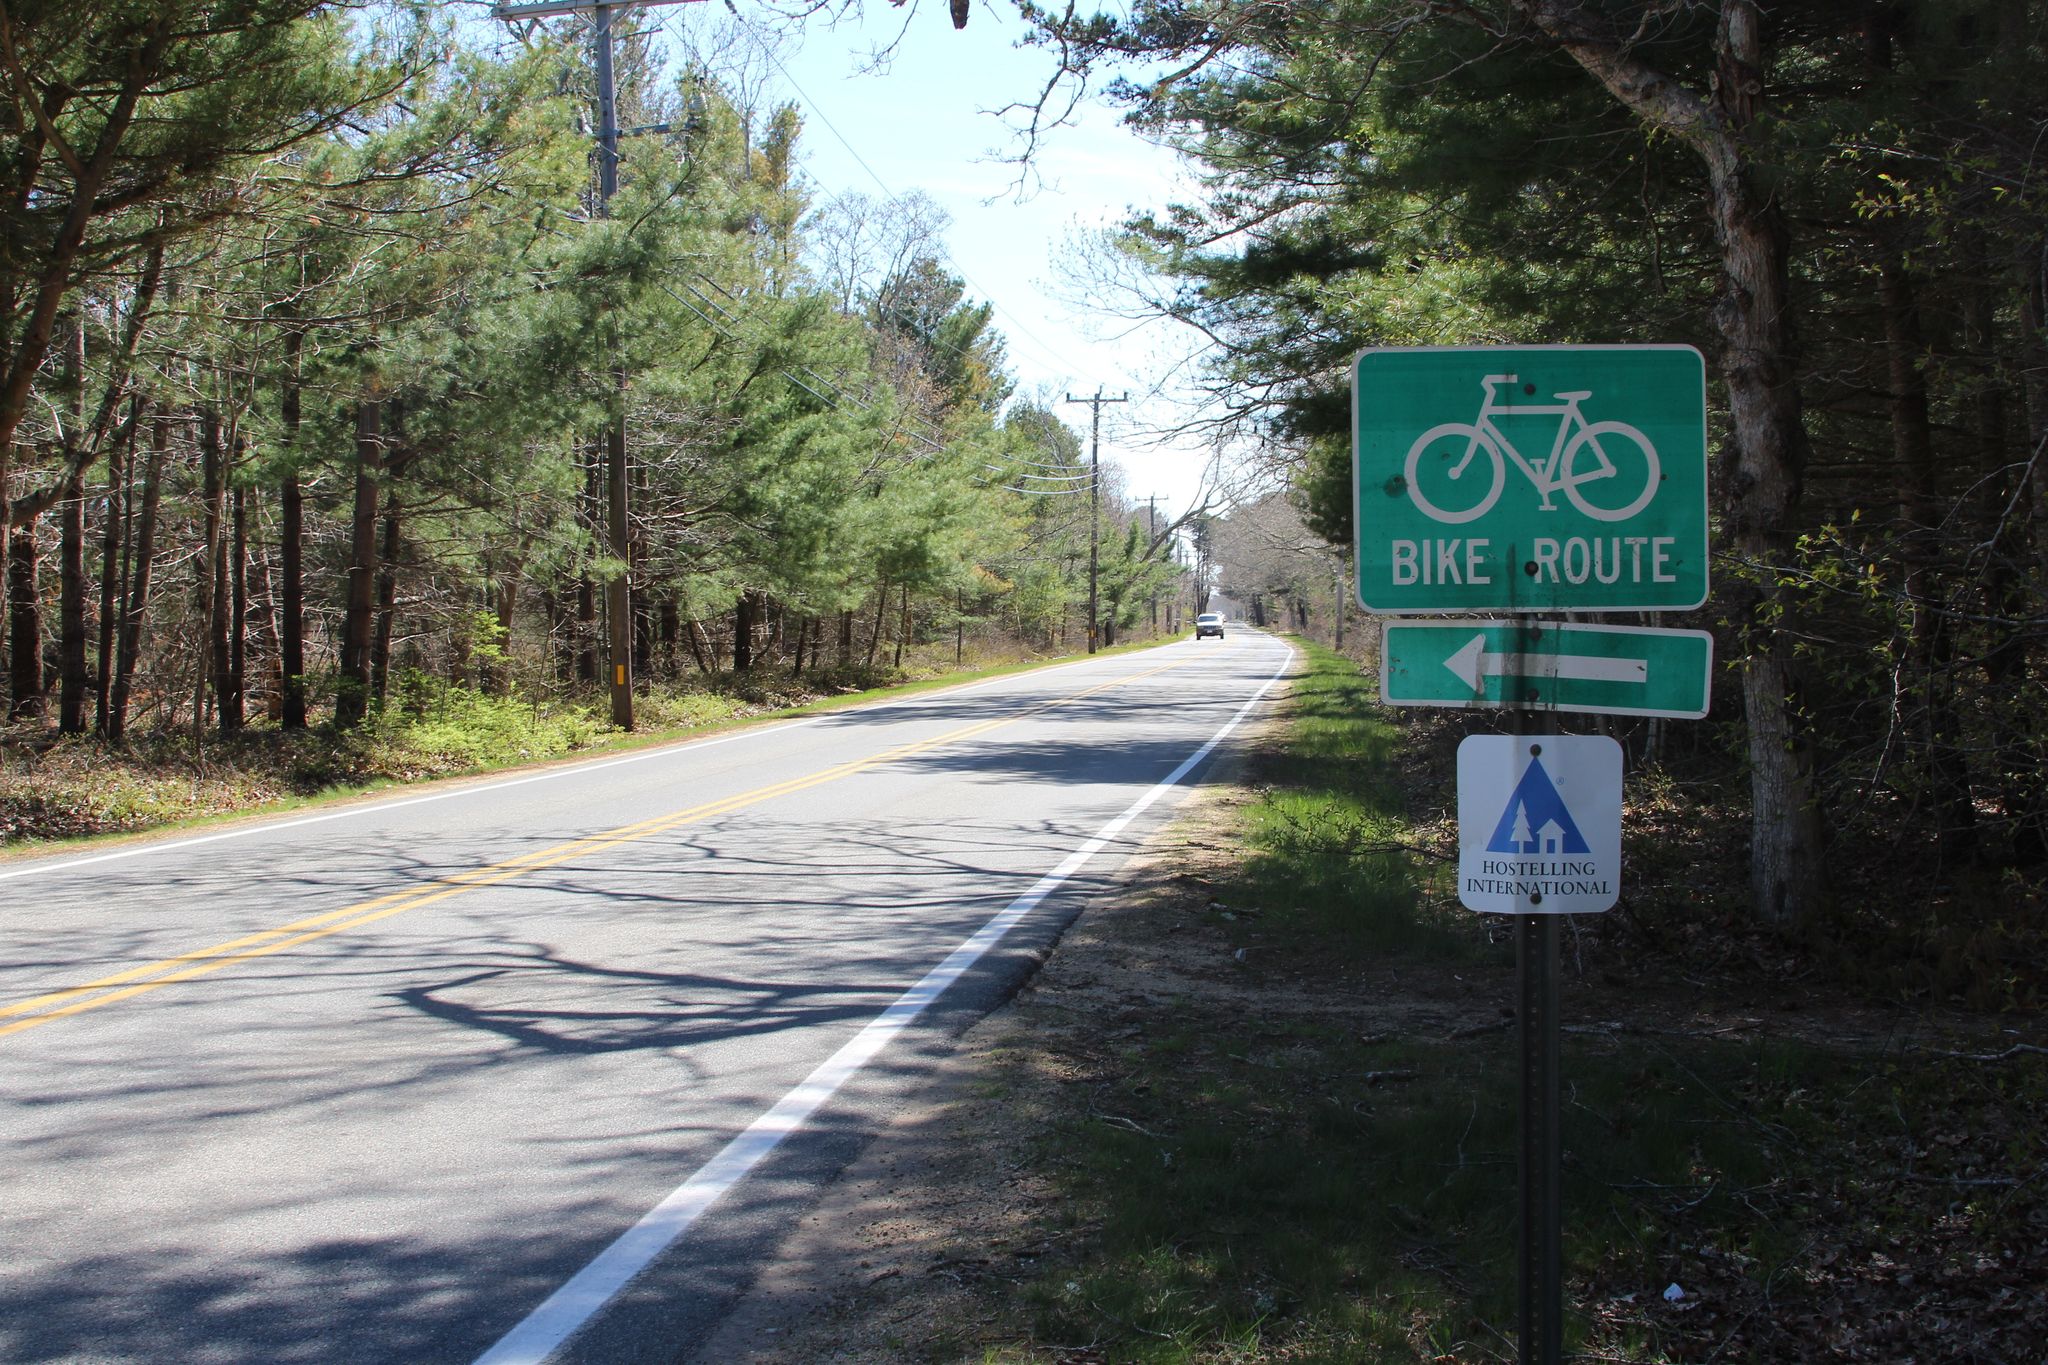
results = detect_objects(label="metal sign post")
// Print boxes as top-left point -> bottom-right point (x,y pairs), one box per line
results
1517,891 -> 1563,1365
1461,729 -> 1619,1365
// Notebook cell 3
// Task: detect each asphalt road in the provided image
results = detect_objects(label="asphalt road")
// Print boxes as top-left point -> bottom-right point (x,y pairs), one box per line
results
0,632 -> 1291,1364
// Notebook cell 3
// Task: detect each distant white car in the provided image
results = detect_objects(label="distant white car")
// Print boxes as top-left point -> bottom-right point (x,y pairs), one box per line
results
1194,612 -> 1225,639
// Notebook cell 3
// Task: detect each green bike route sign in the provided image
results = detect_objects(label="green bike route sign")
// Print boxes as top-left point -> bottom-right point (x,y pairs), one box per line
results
1352,345 -> 1709,614
1381,619 -> 1714,719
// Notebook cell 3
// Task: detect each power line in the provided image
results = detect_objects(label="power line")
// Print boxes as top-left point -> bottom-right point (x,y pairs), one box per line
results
674,1 -> 1086,385
1065,386 -> 1126,653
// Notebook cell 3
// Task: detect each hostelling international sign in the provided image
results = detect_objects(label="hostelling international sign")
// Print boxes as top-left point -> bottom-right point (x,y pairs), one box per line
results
1456,735 -> 1622,915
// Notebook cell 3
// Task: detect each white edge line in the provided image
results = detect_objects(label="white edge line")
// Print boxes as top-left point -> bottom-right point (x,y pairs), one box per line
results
470,643 -> 1295,1365
0,648 -> 1159,885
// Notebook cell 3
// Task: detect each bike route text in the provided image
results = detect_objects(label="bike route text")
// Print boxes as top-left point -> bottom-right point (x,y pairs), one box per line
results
1389,535 -> 1682,587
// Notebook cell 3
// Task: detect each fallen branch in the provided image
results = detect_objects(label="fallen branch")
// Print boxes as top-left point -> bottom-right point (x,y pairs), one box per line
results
1932,1043 -> 2048,1063
1092,1112 -> 1162,1139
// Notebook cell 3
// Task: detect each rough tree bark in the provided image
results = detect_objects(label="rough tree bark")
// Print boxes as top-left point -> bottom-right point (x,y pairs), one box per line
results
95,409 -> 131,734
733,590 -> 756,671
1879,257 -> 1975,860
371,484 -> 403,705
109,412 -> 166,739
55,314 -> 86,733
334,399 -> 382,730
892,584 -> 909,669
199,409 -> 231,733
57,472 -> 85,732
279,325 -> 307,730
227,479 -> 247,731
1519,0 -> 1827,929
5,519 -> 40,719
866,581 -> 889,668
575,575 -> 597,682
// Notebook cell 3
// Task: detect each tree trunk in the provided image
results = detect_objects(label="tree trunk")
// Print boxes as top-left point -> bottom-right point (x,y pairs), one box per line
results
334,400 -> 382,730
53,314 -> 88,734
1527,0 -> 1826,929
658,596 -> 679,680
541,589 -> 569,682
733,591 -> 755,671
481,568 -> 519,695
577,439 -> 600,684
576,575 -> 597,682
2001,234 -> 2048,860
95,410 -> 132,734
279,327 -> 308,730
110,414 -> 166,739
865,582 -> 889,667
634,588 -> 654,677
57,473 -> 87,733
371,487 -> 402,705
226,480 -> 247,731
5,519 -> 42,720
250,540 -> 281,721
687,617 -> 715,673
198,408 -> 227,734
0,51 -> 153,506
893,583 -> 909,668
1700,10 -> 1825,927
1879,257 -> 1974,861
838,608 -> 853,666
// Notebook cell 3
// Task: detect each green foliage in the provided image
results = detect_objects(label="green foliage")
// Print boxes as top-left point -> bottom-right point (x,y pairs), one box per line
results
375,672 -> 602,772
1035,0 -> 2048,940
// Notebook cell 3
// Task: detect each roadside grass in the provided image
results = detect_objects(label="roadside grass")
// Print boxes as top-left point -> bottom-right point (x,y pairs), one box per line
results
994,640 -> 2048,1363
1224,641 -> 1473,962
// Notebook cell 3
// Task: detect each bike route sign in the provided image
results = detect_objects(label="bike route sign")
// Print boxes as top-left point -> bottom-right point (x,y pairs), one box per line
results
1352,345 -> 1709,613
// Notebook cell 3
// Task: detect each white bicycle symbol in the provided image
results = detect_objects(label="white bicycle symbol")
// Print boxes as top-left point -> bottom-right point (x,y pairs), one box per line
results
1403,374 -> 1661,525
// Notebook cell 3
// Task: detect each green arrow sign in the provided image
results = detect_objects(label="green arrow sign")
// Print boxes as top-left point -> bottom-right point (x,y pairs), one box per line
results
1382,619 -> 1713,718
1353,346 -> 1708,614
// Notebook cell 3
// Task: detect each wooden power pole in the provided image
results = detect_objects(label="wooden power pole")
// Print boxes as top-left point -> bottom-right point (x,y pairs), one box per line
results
1063,388 -> 1127,654
495,0 -> 704,727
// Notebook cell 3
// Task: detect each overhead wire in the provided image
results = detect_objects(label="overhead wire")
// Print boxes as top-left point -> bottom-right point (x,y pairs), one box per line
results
480,3 -> 1099,497
659,0 -> 1093,387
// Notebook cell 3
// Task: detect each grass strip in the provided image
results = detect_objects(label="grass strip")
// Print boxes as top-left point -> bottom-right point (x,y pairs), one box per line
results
983,640 -> 2046,1363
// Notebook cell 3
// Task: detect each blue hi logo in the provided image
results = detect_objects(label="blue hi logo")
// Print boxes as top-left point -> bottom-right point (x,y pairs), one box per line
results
1485,757 -> 1590,856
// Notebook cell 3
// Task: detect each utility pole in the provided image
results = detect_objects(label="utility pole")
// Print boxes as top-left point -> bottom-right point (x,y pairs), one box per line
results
495,0 -> 700,728
592,1 -> 631,729
1064,388 -> 1127,654
1334,548 -> 1348,650
1144,494 -> 1162,633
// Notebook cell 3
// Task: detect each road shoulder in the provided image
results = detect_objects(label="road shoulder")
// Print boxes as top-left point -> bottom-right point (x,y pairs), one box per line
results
681,698 -> 1285,1363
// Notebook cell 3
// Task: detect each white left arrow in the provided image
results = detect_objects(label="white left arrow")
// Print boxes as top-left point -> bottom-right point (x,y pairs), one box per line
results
1444,634 -> 1648,692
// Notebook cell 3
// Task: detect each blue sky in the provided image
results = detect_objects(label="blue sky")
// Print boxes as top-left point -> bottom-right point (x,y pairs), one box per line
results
656,0 -> 1231,522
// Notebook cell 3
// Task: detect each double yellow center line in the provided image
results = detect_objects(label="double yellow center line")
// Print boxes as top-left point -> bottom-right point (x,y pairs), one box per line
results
0,657 -> 1193,1042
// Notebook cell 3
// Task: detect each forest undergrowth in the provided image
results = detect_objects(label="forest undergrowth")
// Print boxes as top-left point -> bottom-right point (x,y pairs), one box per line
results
0,639 -> 1094,849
